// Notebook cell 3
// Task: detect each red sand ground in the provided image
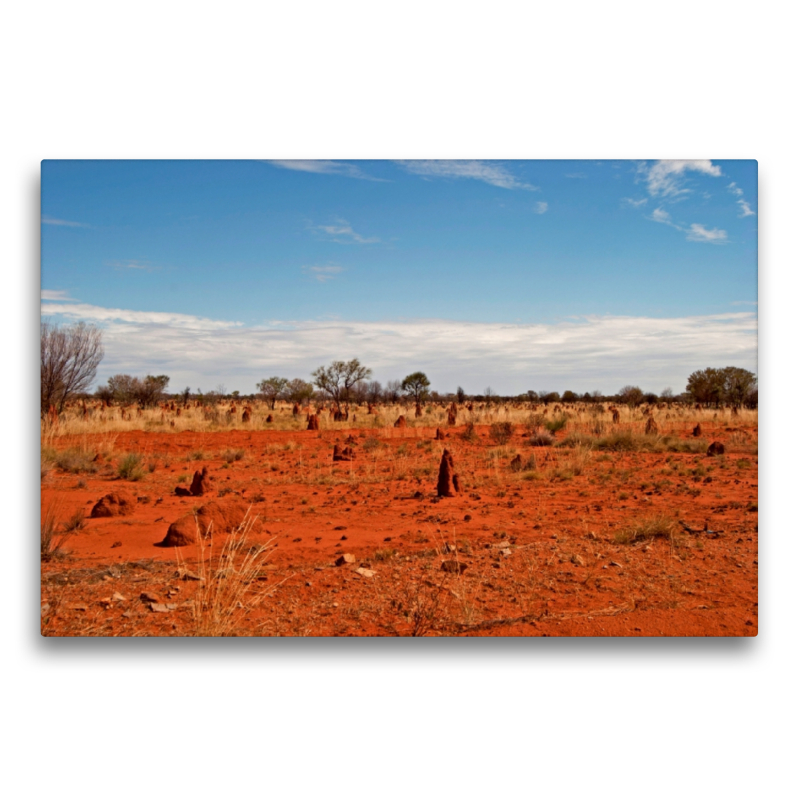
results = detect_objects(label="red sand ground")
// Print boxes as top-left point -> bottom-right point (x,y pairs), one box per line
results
41,423 -> 758,636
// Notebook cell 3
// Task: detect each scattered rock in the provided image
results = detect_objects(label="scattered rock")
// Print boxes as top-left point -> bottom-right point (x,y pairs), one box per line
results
441,560 -> 467,574
112,592 -> 127,602
355,567 -> 376,578
111,541 -> 122,548
335,553 -> 356,566
140,591 -> 160,603
150,603 -> 171,613
175,486 -> 192,497
90,491 -> 136,518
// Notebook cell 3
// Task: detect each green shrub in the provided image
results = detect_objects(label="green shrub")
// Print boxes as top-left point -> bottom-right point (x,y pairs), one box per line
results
54,448 -> 98,474
117,453 -> 145,481
543,415 -> 568,434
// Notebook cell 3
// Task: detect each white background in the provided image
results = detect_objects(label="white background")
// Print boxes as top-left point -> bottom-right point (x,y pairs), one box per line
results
4,2 -> 796,798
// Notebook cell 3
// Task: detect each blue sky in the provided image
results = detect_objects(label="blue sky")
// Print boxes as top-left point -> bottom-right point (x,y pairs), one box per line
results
41,159 -> 757,395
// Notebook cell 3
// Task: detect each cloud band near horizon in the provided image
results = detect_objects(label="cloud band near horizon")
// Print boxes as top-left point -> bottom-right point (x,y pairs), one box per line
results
40,300 -> 757,396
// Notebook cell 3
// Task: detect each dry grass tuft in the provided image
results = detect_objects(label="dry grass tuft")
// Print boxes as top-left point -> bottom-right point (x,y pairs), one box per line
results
41,498 -> 76,561
614,515 -> 679,545
175,512 -> 278,636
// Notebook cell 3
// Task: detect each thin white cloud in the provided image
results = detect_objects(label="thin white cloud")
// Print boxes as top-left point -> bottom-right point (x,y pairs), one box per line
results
302,265 -> 344,283
728,181 -> 756,217
686,223 -> 728,243
623,197 -> 648,208
40,289 -> 74,301
727,182 -> 744,197
266,160 -> 383,181
42,300 -> 756,395
40,302 -> 240,330
106,259 -> 155,271
42,215 -> 89,228
647,207 -> 727,243
314,218 -> 380,244
737,200 -> 755,217
396,160 -> 538,191
643,160 -> 722,198
565,173 -> 587,179
533,202 -> 548,214
649,207 -> 672,224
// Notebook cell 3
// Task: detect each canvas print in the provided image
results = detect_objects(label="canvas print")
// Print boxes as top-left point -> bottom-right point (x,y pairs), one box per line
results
40,160 -> 758,637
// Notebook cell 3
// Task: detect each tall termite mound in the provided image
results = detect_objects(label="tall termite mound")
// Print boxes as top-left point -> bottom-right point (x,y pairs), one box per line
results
436,449 -> 460,497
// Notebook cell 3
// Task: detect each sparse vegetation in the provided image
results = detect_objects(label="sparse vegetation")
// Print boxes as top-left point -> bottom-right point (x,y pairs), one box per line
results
117,453 -> 145,481
614,515 -> 679,544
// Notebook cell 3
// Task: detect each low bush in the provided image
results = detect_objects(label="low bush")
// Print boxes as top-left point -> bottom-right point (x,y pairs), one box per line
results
543,415 -> 568,434
529,431 -> 554,447
489,422 -> 514,445
117,453 -> 145,481
54,448 -> 98,474
461,422 -> 478,442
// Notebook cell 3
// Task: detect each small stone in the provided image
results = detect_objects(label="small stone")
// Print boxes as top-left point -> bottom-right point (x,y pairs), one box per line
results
335,553 -> 356,566
571,554 -> 585,566
178,569 -> 202,581
493,540 -> 511,549
464,514 -> 472,522
355,568 -> 376,578
609,561 -> 623,568
501,548 -> 512,557
112,592 -> 127,602
111,541 -> 122,549
150,603 -> 171,613
140,591 -> 160,603
441,560 -> 468,574
71,604 -> 88,611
